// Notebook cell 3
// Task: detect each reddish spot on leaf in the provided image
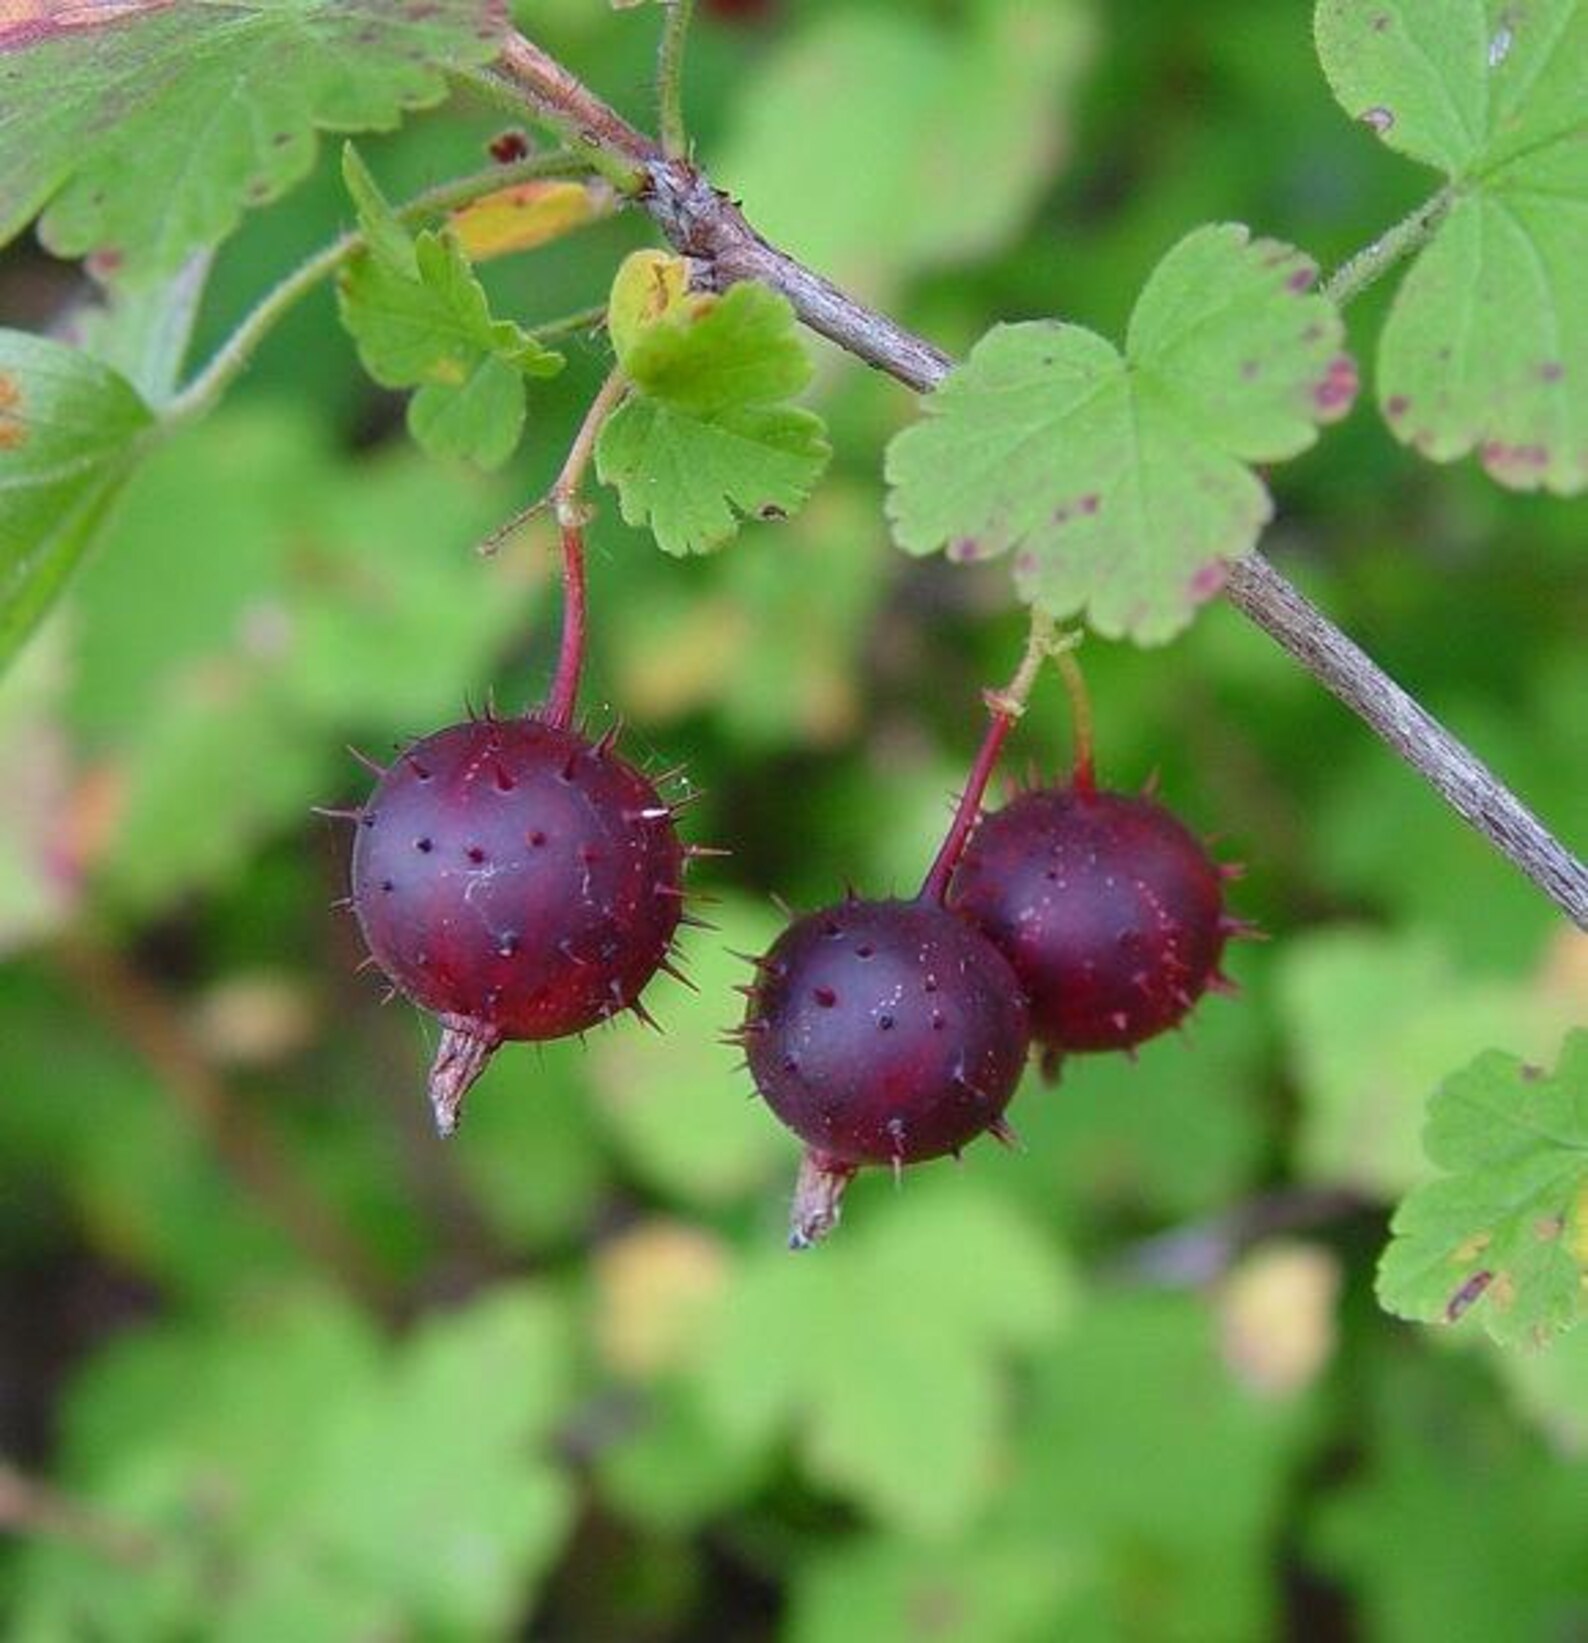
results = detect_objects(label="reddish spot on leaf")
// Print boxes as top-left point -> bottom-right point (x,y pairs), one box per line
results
1188,560 -> 1228,602
1077,492 -> 1100,515
1481,440 -> 1550,483
1384,394 -> 1411,420
1445,1269 -> 1493,1323
1240,359 -> 1261,380
1313,354 -> 1359,421
1286,265 -> 1317,295
87,246 -> 123,278
948,536 -> 984,562
1540,361 -> 1565,383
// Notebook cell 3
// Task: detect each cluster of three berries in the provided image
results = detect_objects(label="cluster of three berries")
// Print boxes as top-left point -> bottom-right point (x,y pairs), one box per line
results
347,711 -> 1236,1222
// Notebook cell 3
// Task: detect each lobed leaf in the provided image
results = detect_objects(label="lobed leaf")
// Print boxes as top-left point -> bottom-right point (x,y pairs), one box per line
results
0,329 -> 153,672
597,396 -> 830,557
597,263 -> 831,555
0,0 -> 508,283
337,146 -> 563,469
1378,1030 -> 1588,1346
886,224 -> 1355,642
1316,0 -> 1588,492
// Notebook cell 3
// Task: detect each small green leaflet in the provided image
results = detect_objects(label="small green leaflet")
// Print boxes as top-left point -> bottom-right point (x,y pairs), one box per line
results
337,146 -> 563,470
597,269 -> 830,556
1378,1030 -> 1588,1347
886,224 -> 1356,643
1316,0 -> 1588,494
0,0 -> 505,284
0,330 -> 153,672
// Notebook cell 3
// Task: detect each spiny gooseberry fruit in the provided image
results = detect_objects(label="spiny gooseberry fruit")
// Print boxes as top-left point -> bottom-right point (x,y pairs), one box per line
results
948,781 -> 1244,1061
737,700 -> 1032,1247
346,714 -> 686,1134
740,897 -> 1030,1247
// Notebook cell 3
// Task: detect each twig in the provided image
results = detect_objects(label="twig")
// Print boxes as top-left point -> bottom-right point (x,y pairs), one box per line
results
1222,556 -> 1588,924
491,35 -> 654,176
54,939 -> 396,1311
492,31 -> 1588,931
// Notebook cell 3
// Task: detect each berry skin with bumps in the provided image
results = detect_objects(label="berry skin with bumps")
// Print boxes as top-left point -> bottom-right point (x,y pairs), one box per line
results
740,896 -> 1030,1246
949,783 -> 1239,1059
350,714 -> 684,1133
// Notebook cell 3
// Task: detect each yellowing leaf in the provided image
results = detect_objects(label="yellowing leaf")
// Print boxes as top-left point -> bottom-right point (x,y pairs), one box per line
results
448,179 -> 609,261
607,248 -> 711,368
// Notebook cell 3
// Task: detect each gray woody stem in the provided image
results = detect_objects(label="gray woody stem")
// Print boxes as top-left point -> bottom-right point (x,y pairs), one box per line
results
496,39 -> 1588,932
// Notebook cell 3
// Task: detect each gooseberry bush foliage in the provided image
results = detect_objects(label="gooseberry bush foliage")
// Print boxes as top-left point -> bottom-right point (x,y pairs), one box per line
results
1,2 -> 1587,1638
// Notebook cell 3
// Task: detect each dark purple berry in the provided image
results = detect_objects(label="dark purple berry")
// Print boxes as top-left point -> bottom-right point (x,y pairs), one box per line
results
949,783 -> 1237,1058
741,897 -> 1030,1245
350,715 -> 683,1132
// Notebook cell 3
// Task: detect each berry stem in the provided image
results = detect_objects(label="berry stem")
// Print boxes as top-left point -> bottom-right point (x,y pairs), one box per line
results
918,608 -> 1059,905
544,520 -> 588,730
542,367 -> 630,728
1054,645 -> 1096,794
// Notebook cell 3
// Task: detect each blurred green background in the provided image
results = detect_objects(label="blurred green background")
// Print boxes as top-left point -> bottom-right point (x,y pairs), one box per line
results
2,0 -> 1587,1638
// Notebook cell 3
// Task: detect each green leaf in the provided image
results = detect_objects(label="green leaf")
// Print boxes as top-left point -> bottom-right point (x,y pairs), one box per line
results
691,1181 -> 1071,1534
0,0 -> 506,283
0,329 -> 153,673
1315,0 -> 1588,493
614,275 -> 816,412
716,4 -> 1093,302
337,147 -> 563,469
885,224 -> 1356,642
587,897 -> 790,1205
597,279 -> 831,555
1378,1030 -> 1588,1347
